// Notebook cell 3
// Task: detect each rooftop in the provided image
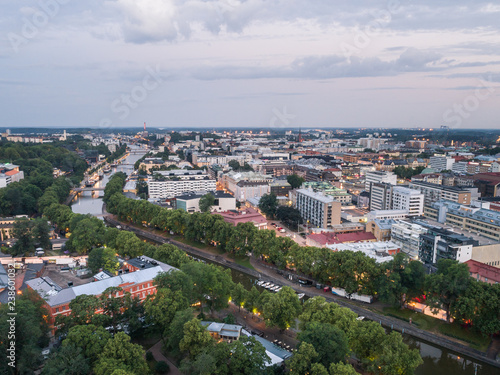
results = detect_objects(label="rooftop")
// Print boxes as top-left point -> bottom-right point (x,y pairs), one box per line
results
296,188 -> 335,204
308,231 -> 376,246
465,260 -> 500,283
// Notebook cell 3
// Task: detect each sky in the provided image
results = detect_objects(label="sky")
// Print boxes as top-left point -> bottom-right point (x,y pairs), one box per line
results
1,0 -> 500,130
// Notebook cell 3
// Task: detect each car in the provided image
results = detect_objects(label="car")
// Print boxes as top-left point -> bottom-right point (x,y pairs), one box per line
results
280,229 -> 286,233
271,223 -> 277,226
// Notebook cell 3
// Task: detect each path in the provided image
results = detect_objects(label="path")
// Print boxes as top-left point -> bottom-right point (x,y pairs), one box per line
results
148,340 -> 181,375
105,216 -> 500,369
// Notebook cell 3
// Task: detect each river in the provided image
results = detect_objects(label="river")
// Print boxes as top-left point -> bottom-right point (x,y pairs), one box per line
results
70,147 -> 147,216
72,146 -> 499,375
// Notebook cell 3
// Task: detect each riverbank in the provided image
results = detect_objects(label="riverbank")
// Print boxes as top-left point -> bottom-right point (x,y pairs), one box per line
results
104,215 -> 500,369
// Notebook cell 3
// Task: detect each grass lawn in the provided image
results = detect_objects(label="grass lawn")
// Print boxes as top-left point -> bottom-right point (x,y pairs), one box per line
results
227,254 -> 255,270
383,307 -> 441,331
438,322 -> 491,352
382,307 -> 491,352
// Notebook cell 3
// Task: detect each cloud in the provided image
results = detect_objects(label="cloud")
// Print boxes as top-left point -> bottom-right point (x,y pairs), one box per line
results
192,48 -> 445,80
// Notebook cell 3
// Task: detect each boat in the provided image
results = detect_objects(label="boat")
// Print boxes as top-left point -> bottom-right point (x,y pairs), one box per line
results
103,166 -> 111,173
256,281 -> 264,286
85,179 -> 95,187
110,163 -> 117,167
297,293 -> 305,299
98,171 -> 104,179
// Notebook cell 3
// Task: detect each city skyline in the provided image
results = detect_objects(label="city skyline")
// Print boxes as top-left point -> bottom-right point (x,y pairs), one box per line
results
1,1 -> 499,129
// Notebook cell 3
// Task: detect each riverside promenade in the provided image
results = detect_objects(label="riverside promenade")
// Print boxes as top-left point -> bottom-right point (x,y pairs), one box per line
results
103,215 -> 500,369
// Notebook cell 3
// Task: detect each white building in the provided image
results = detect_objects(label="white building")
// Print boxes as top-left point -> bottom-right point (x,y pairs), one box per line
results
175,191 -> 236,213
365,171 -> 397,191
0,164 -> 24,188
222,171 -> 272,201
391,187 -> 424,216
327,241 -> 400,263
366,210 -> 409,221
390,220 -> 428,260
429,156 -> 455,172
148,170 -> 216,199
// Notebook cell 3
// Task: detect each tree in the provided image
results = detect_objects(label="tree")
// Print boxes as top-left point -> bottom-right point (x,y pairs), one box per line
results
258,193 -> 278,219
181,262 -> 234,314
167,308 -> 195,353
329,362 -> 357,375
93,332 -> 149,375
263,286 -> 302,331
228,160 -> 241,171
426,259 -> 471,322
287,174 -> 305,189
227,336 -> 271,374
0,290 -> 50,374
368,332 -> 422,375
11,217 -> 34,255
145,288 -> 189,339
67,216 -> 106,254
154,270 -> 195,302
87,248 -> 119,274
311,363 -> 329,375
179,318 -> 214,357
276,206 -> 302,229
57,295 -> 103,333
348,321 -> 385,364
32,218 -> 51,250
298,322 -> 350,368
62,324 -> 111,365
231,283 -> 248,312
287,342 -> 318,374
41,345 -> 90,375
199,193 -> 215,213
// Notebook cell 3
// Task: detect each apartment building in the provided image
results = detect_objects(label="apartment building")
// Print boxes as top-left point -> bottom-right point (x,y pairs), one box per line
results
295,189 -> 341,228
148,170 -> 216,199
222,171 -> 272,201
365,170 -> 397,191
429,155 -> 455,172
409,181 -> 471,205
0,164 -> 24,188
369,183 -> 424,216
390,220 -> 428,260
391,187 -> 424,216
419,226 -> 477,264
175,191 -> 236,213
302,181 -> 352,204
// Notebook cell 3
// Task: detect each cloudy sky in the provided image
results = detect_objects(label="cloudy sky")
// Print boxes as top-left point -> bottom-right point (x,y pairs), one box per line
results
1,0 -> 499,129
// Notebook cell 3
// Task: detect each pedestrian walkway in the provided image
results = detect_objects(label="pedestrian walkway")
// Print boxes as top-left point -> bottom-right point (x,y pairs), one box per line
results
148,340 -> 181,375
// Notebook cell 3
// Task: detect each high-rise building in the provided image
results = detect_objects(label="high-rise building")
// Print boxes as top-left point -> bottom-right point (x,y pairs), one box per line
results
364,171 -> 397,191
294,189 -> 341,228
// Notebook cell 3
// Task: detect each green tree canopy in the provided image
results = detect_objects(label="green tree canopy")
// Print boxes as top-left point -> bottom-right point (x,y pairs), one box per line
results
258,193 -> 278,219
93,332 -> 149,375
263,286 -> 302,331
199,193 -> 215,213
287,174 -> 305,189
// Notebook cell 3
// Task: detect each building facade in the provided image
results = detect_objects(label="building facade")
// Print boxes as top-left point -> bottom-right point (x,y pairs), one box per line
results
295,189 -> 341,228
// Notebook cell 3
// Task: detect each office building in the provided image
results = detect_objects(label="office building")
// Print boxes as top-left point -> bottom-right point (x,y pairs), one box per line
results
409,181 -> 471,206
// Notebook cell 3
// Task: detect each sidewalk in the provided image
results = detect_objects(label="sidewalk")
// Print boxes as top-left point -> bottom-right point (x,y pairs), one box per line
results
148,340 -> 181,375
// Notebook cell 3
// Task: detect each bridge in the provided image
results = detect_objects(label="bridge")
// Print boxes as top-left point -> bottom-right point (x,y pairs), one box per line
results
73,187 -> 106,192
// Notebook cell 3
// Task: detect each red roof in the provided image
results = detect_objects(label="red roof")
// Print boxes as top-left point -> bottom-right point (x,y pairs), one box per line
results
5,170 -> 19,176
324,168 -> 341,172
308,231 -> 376,246
465,260 -> 500,283
213,207 -> 267,226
